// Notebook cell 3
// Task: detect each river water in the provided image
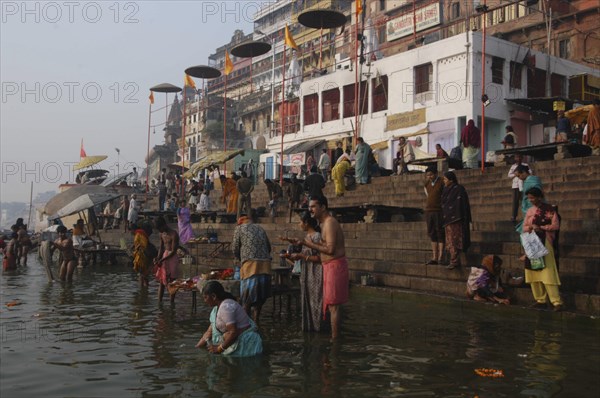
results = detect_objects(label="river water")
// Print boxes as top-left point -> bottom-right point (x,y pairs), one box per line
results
1,255 -> 599,398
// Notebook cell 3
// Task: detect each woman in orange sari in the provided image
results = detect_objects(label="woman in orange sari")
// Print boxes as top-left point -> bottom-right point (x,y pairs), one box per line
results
220,174 -> 239,214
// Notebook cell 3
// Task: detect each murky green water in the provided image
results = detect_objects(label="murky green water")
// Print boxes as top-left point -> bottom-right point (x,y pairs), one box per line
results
1,255 -> 599,397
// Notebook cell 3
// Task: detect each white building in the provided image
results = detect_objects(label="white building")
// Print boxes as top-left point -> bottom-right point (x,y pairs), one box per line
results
265,31 -> 598,170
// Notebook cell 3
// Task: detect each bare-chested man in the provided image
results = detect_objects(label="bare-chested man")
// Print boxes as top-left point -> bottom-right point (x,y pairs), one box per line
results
154,216 -> 180,303
290,196 -> 348,339
52,225 -> 76,281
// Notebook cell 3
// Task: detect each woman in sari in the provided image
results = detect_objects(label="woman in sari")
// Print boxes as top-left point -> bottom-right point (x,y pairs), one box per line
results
177,199 -> 194,245
283,211 -> 323,332
195,281 -> 262,357
331,157 -> 351,197
354,137 -> 371,184
220,175 -> 239,214
132,223 -> 154,288
522,187 -> 563,311
441,172 -> 472,269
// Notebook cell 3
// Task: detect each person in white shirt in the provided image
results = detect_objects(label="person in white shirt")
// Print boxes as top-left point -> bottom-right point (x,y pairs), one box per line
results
196,190 -> 215,222
130,167 -> 139,187
317,149 -> 331,181
128,194 -> 139,229
507,154 -> 532,222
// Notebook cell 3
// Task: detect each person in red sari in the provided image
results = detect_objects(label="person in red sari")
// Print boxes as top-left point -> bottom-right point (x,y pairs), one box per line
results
522,187 -> 563,311
461,119 -> 481,169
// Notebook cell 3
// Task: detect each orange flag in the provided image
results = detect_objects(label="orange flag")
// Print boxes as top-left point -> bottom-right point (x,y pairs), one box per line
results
80,139 -> 87,158
149,91 -> 154,104
224,50 -> 234,76
356,0 -> 363,16
284,25 -> 298,50
184,74 -> 196,88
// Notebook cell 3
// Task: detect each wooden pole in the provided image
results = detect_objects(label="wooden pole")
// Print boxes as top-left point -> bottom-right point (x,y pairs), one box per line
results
481,1 -> 487,174
146,101 -> 152,193
280,44 -> 287,186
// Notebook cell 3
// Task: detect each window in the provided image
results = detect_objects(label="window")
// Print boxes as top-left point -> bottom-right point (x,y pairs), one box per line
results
343,82 -> 368,118
252,119 -> 257,132
303,93 -> 319,125
559,39 -> 570,59
510,62 -> 522,89
451,2 -> 460,19
378,25 -> 386,44
527,68 -> 546,98
379,0 -> 386,12
414,63 -> 433,94
322,88 -> 340,122
551,73 -> 566,97
372,74 -> 388,112
491,57 -> 504,84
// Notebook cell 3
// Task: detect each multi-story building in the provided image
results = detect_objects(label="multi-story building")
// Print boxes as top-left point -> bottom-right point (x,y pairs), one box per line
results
262,30 -> 597,175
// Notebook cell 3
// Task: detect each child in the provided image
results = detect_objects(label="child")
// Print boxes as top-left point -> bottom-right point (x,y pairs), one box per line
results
466,255 -> 510,305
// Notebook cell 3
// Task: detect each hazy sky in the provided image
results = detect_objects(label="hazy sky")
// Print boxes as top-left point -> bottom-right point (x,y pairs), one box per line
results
1,1 -> 259,202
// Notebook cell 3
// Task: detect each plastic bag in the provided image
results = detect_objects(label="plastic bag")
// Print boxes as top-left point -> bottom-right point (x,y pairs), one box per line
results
520,232 -> 549,260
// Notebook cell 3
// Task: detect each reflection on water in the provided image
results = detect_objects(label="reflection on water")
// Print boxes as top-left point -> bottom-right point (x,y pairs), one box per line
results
1,255 -> 599,397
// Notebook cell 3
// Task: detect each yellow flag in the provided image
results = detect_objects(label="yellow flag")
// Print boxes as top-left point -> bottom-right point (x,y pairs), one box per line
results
149,91 -> 154,104
284,25 -> 298,50
224,50 -> 234,76
356,0 -> 363,16
184,74 -> 196,88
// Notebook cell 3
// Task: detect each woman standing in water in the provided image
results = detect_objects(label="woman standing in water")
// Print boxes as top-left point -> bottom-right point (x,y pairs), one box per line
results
282,211 -> 323,332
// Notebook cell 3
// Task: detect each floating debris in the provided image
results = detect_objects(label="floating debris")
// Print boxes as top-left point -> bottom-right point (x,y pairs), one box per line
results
474,368 -> 504,378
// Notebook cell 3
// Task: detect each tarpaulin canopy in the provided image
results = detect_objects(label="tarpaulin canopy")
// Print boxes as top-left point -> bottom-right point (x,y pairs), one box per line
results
283,140 -> 325,155
101,172 -> 132,187
49,192 -> 120,220
185,149 -> 245,178
72,155 -> 108,171
565,104 -> 593,125
169,160 -> 191,170
44,185 -> 131,219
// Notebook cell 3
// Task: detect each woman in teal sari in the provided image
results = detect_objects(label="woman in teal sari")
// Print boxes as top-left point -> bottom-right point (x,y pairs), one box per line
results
515,164 -> 542,233
355,137 -> 371,184
195,281 -> 262,357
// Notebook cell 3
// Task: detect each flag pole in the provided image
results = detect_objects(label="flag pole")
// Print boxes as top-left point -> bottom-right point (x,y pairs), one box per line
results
280,43 -> 287,187
182,87 -> 187,197
146,100 -> 152,193
354,8 -> 360,145
224,71 -> 228,174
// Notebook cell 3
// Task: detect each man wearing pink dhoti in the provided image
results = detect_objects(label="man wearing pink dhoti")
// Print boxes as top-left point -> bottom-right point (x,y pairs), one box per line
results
290,195 -> 348,340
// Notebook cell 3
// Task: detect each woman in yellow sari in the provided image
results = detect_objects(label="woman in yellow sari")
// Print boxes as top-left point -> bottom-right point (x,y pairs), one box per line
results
331,157 -> 351,197
220,175 -> 239,214
133,223 -> 155,288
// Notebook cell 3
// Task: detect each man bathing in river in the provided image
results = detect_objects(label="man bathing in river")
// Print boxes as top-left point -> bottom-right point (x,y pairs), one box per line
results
154,216 -> 180,303
289,196 -> 348,340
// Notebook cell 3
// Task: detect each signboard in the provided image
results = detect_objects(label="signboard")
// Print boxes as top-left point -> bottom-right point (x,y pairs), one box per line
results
385,108 -> 426,131
386,3 -> 441,42
283,153 -> 305,167
553,101 -> 566,111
